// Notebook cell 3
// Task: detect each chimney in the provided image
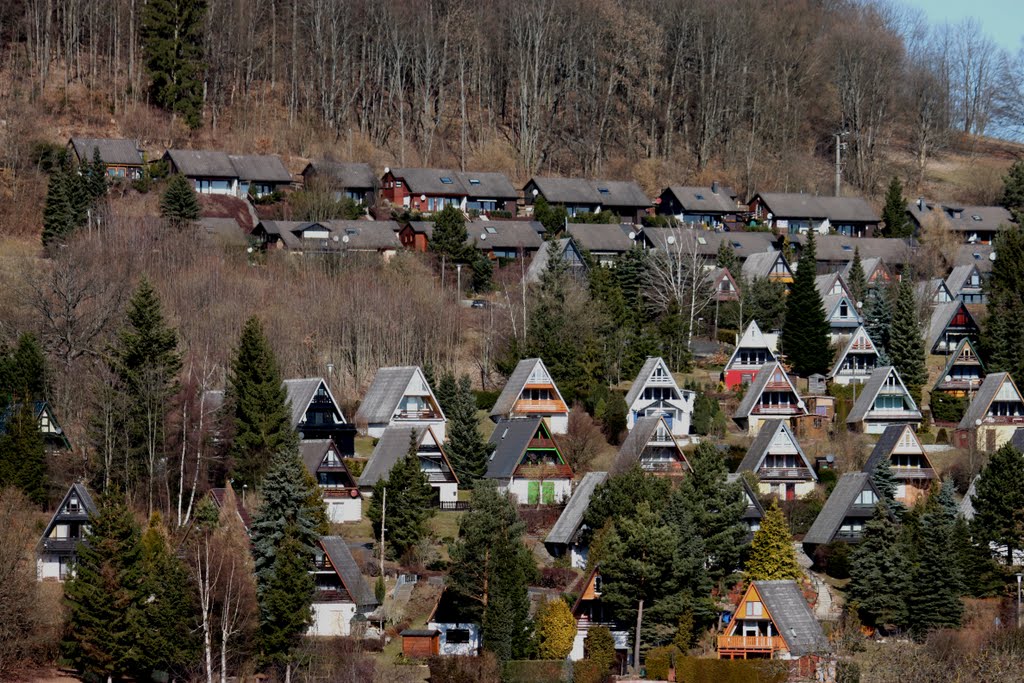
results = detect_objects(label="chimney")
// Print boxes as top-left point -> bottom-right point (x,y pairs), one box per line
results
917,197 -> 924,210
711,180 -> 719,195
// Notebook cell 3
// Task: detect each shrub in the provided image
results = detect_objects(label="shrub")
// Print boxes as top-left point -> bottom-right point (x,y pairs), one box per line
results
674,656 -> 788,682
572,659 -> 605,683
819,468 -> 838,494
428,653 -> 501,683
501,659 -> 569,683
931,393 -> 968,423
535,598 -> 577,660
584,627 -> 616,675
474,389 -> 500,411
813,540 -> 853,578
836,660 -> 861,683
645,645 -> 680,680
31,141 -> 68,172
538,567 -> 577,591
781,493 -> 824,536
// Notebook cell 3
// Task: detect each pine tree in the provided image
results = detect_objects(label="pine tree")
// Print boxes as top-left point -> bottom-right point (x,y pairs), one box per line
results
745,500 -> 802,580
535,598 -> 577,659
907,505 -> 962,638
953,516 -> 1002,597
84,148 -> 110,202
743,276 -> 787,332
42,166 -> 76,246
0,400 -> 48,505
141,0 -> 206,128
983,227 -> 1024,380
972,442 -> 1024,564
716,240 -> 738,273
863,281 -> 895,358
847,247 -> 868,306
1000,160 -> 1024,215
437,374 -> 491,481
847,505 -> 909,629
258,523 -> 315,678
533,195 -> 568,238
368,431 -> 436,560
160,173 -> 202,223
882,177 -> 911,237
781,230 -> 832,376
888,278 -> 927,404
430,205 -> 470,261
870,457 -> 903,516
584,465 -> 673,539
228,317 -> 297,489
1,332 -> 48,400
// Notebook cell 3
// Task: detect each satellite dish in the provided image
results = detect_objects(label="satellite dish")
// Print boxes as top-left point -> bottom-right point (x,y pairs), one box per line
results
532,188 -> 539,196
945,375 -> 952,383
420,194 -> 427,201
480,233 -> 487,241
383,166 -> 390,175
628,231 -> 636,239
342,235 -> 350,244
990,252 -> 997,261
767,212 -> 774,221
332,235 -> 340,242
797,400 -> 805,409
667,235 -> 676,245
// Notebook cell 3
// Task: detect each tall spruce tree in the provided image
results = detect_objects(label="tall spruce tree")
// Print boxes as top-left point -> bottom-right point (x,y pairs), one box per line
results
228,317 -> 297,489
0,400 -> 48,505
863,281 -> 895,359
882,177 -> 911,237
954,516 -> 1002,597
999,160 -> 1024,214
781,231 -> 832,376
907,504 -> 962,638
160,173 -> 202,223
847,247 -> 868,306
715,240 -> 738,273
983,227 -> 1024,379
743,276 -> 788,332
847,505 -> 909,629
1,332 -> 48,400
441,374 -> 492,481
258,523 -> 315,679
971,442 -> 1024,564
42,166 -> 76,246
870,457 -> 903,516
430,205 -> 470,262
888,278 -> 928,404
744,500 -> 803,580
584,465 -> 673,541
141,0 -> 206,128
368,431 -> 436,560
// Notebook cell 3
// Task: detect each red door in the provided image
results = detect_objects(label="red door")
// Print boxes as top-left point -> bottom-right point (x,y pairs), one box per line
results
786,484 -> 796,501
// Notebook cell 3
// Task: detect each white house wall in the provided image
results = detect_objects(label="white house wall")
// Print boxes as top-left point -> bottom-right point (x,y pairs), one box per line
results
435,482 -> 459,504
545,414 -> 568,435
324,498 -> 362,523
505,478 -> 572,505
37,555 -> 62,581
756,480 -> 817,500
308,601 -> 357,637
428,621 -> 481,656
570,628 -> 631,662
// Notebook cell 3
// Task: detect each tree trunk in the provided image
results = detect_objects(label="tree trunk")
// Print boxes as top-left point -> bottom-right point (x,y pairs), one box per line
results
633,598 -> 643,674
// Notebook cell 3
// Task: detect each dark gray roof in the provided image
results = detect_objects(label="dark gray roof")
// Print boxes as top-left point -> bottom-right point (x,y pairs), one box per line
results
593,180 -> 650,209
753,581 -> 831,656
755,193 -> 880,223
525,238 -> 569,284
283,377 -> 342,429
471,221 -> 544,250
955,245 -> 995,272
298,440 -> 354,487
741,250 -> 787,282
166,149 -> 237,177
389,168 -> 517,198
625,357 -> 672,407
737,419 -> 812,475
791,235 -> 913,265
320,536 -> 378,608
726,473 -> 766,521
907,199 -> 1015,234
228,154 -> 292,183
490,358 -> 562,419
927,301 -> 977,352
960,474 -> 979,520
360,425 -> 430,486
69,137 -> 143,166
406,221 -> 435,238
1012,428 -> 1024,453
847,367 -> 920,424
544,471 -> 608,546
566,223 -> 635,253
803,473 -> 876,545
355,366 -> 423,424
328,221 -> 402,250
662,185 -> 738,213
41,483 -> 98,543
528,177 -> 650,209
959,372 -> 1018,430
864,424 -> 920,473
486,417 -> 543,479
302,160 -> 375,189
460,171 -> 518,199
613,416 -> 673,474
945,265 -> 982,296
734,363 -> 802,420
642,229 -> 776,261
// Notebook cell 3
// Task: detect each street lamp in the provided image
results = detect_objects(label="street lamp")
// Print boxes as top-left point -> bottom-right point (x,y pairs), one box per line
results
456,263 -> 462,303
1017,573 -> 1022,628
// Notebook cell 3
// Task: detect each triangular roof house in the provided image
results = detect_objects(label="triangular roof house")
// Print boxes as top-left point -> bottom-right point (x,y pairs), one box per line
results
299,440 -> 361,523
544,471 -> 609,568
820,292 -> 862,342
709,267 -> 741,302
718,580 -> 831,662
724,320 -> 779,390
283,377 -> 356,449
0,400 -> 72,450
916,278 -> 953,305
802,473 -> 881,548
926,300 -> 980,355
846,366 -> 922,434
815,272 -> 852,300
360,425 -> 459,505
726,473 -> 766,539
354,366 -> 447,440
843,256 -> 893,288
489,358 -> 570,434
612,415 -> 691,476
525,237 -> 587,284
829,326 -> 880,385
486,417 -> 572,504
37,483 -> 97,581
932,337 -> 985,397
945,263 -> 986,304
863,424 -> 936,506
733,362 -> 807,434
625,357 -> 695,437
737,419 -> 817,499
309,536 -> 379,636
570,565 -> 632,663
957,372 -> 1024,452
741,249 -> 793,285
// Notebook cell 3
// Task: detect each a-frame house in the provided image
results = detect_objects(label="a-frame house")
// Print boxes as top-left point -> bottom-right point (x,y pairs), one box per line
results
487,417 -> 572,504
820,292 -> 862,343
733,361 -> 807,435
0,400 -> 72,450
726,473 -> 766,540
916,278 -> 953,305
299,439 -> 362,522
489,358 -> 570,434
803,473 -> 882,552
723,320 -> 778,390
569,566 -> 631,666
816,272 -> 852,300
737,419 -> 817,500
932,337 -> 985,398
844,256 -> 893,289
360,425 -> 459,506
612,415 -> 691,476
708,267 -> 741,302
37,483 -> 96,581
946,263 -> 986,304
309,536 -> 379,636
846,366 -> 922,434
926,300 -> 981,355
284,377 -> 356,450
863,424 -> 936,506
829,326 -> 880,386
741,250 -> 793,287
354,366 -> 447,440
624,356 -> 695,437
957,372 -> 1024,452
545,471 -> 609,568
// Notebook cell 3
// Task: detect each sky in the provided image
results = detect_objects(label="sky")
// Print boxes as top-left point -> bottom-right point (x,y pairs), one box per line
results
902,0 -> 1024,54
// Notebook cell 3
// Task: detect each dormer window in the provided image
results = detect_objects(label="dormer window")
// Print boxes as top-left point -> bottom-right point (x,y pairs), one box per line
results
695,193 -> 704,200
840,301 -> 849,317
486,226 -> 497,234
972,214 -> 982,221
440,177 -> 454,184
469,179 -> 480,185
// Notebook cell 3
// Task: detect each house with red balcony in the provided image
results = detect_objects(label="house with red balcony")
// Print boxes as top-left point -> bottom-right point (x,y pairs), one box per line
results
354,366 -> 447,440
487,417 -> 572,504
380,167 -> 517,214
37,483 -> 96,581
300,439 -> 362,523
846,366 -> 922,434
309,536 -> 379,637
864,424 -> 936,506
802,473 -> 882,556
625,356 -> 695,438
829,326 -> 880,386
956,372 -> 1024,452
737,419 -> 817,500
723,321 -> 779,390
926,300 -> 980,355
612,415 -> 691,476
718,580 -> 830,673
490,358 -> 570,434
732,362 -> 807,435
933,338 -> 985,399
569,566 -> 631,667
359,425 -> 459,507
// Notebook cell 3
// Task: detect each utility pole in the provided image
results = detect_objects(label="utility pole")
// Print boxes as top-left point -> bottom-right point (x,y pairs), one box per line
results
834,131 -> 848,197
379,487 -> 386,580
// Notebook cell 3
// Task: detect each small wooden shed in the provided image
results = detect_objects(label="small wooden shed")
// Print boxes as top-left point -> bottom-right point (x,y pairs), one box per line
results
401,628 -> 440,658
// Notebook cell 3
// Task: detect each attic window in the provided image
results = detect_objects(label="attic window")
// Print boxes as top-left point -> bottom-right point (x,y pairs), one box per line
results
841,245 -> 852,251
973,253 -> 981,260
486,226 -> 497,234
695,193 -> 704,200
345,228 -> 358,236
972,214 -> 982,221
697,237 -> 707,245
469,179 -> 481,185
598,187 -> 610,195
440,177 -> 454,184
732,242 -> 741,249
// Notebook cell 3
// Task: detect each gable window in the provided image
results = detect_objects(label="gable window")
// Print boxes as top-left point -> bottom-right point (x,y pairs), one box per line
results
840,301 -> 849,317
855,489 -> 877,505
745,601 -> 763,617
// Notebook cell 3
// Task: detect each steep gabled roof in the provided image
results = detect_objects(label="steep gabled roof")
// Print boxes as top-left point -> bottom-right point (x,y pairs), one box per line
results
355,366 -> 445,425
625,357 -> 684,407
829,326 -> 879,378
945,264 -> 983,295
803,473 -> 878,545
69,137 -> 143,166
815,272 -> 851,300
489,358 -> 566,420
960,474 -> 980,520
40,483 -> 97,544
864,424 -> 928,473
525,238 -> 586,284
320,536 -> 378,608
917,278 -> 953,304
734,362 -> 806,420
821,293 -> 860,323
545,471 -> 609,546
933,337 -> 985,391
846,366 -> 921,424
360,425 -> 455,487
298,439 -> 357,485
486,417 -> 565,480
927,300 -> 979,352
959,372 -> 1024,430
283,377 -> 345,429
725,321 -> 777,369
741,250 -> 790,282
612,415 -> 690,474
746,581 -> 831,656
726,473 -> 767,522
737,419 -> 815,478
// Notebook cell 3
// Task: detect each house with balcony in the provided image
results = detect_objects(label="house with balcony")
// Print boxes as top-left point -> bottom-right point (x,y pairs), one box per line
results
718,580 -> 830,674
733,362 -> 807,435
846,366 -> 922,434
164,149 -> 292,197
625,356 -> 695,438
655,182 -> 739,225
525,237 -> 588,284
300,160 -> 376,205
309,536 -> 378,637
740,249 -> 793,287
427,589 -> 482,656
907,198 -> 1015,245
0,399 -> 72,451
284,377 -> 355,451
37,483 -> 96,581
380,167 -> 517,214
523,177 -> 651,223
569,566 -> 631,667
355,366 -> 447,440
490,358 -> 570,434
946,263 -> 986,304
612,415 -> 691,476
815,272 -> 852,300
748,192 -> 881,236
933,338 -> 986,399
829,326 -> 880,386
708,267 -> 740,302
723,321 -> 779,390
917,278 -> 954,305
956,373 -> 1024,452
726,473 -> 766,540
565,223 -> 637,265
359,425 -> 459,507
487,417 -> 572,504
821,292 -> 862,343
300,440 -> 361,523
926,300 -> 980,355
544,471 -> 608,569
737,419 -> 816,500
802,473 -> 882,554
842,256 -> 894,290
864,424 -> 936,506
68,137 -> 144,180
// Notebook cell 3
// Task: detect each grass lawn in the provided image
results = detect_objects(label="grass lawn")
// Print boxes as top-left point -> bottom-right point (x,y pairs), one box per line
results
355,435 -> 376,458
430,511 -> 463,541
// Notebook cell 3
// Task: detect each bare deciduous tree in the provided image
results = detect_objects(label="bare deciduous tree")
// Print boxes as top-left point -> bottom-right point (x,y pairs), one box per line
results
644,227 -> 715,352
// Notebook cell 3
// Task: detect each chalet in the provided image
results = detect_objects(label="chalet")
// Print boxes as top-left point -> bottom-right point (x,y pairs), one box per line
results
740,249 -> 793,286
284,377 -> 355,449
926,300 -> 980,355
164,150 -> 292,197
523,176 -> 651,223
300,160 -> 376,204
726,473 -> 766,539
428,589 -> 481,656
359,426 -> 459,507
829,326 -> 880,386
612,415 -> 691,475
354,366 -> 447,440
625,356 -> 694,437
67,137 -> 144,180
732,362 -> 807,435
486,417 -> 572,504
723,321 -> 778,390
737,419 -> 816,500
933,338 -> 986,398
708,267 -> 740,302
300,440 -> 361,523
842,256 -> 894,289
864,424 -> 936,506
398,221 -> 433,252
957,372 -> 1024,452
37,483 -> 95,581
816,272 -> 852,300
718,580 -> 830,671
565,223 -> 637,265
846,366 -> 922,434
802,473 -> 881,551
793,235 -> 913,276
945,264 -> 986,304
470,221 -> 545,260
655,182 -> 739,225
525,238 -> 587,284
749,192 -> 881,236
380,167 -> 517,214
569,566 -> 631,666
309,536 -> 378,636
820,292 -> 862,343
906,198 -> 1015,244
917,278 -> 953,305
489,358 -> 569,434
544,471 -> 609,568
0,400 -> 72,450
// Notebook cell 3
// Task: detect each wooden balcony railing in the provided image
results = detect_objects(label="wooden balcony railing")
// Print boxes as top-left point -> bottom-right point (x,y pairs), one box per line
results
641,460 -> 688,473
439,501 -> 471,511
892,467 -> 936,480
514,400 -> 567,414
514,464 -> 573,479
758,467 -> 813,480
395,410 -> 441,420
751,405 -> 800,415
717,635 -> 786,653
321,488 -> 359,499
529,437 -> 558,449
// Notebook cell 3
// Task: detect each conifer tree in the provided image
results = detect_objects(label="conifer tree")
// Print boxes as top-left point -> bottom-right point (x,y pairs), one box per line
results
971,442 -> 1024,564
160,173 -> 202,223
258,523 -> 315,679
42,166 -> 76,246
907,505 -> 962,639
863,281 -> 894,358
533,195 -> 568,238
584,465 -> 672,539
781,230 -> 832,376
983,227 -> 1024,379
439,374 -> 491,481
870,457 -> 902,516
141,0 -> 206,128
743,276 -> 787,332
882,177 -> 911,237
744,500 -> 802,580
430,205 -> 470,262
228,317 -> 297,489
954,516 -> 1002,597
84,148 -> 110,201
368,431 -> 436,560
1,332 -> 48,400
999,160 -> 1024,215
847,505 -> 909,629
584,626 -> 616,674
888,278 -> 927,404
0,400 -> 48,505
535,598 -> 577,660
715,240 -> 738,274
847,247 -> 868,306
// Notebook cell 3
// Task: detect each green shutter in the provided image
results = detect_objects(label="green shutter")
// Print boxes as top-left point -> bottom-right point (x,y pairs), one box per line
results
527,481 -> 540,505
542,482 -> 555,505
